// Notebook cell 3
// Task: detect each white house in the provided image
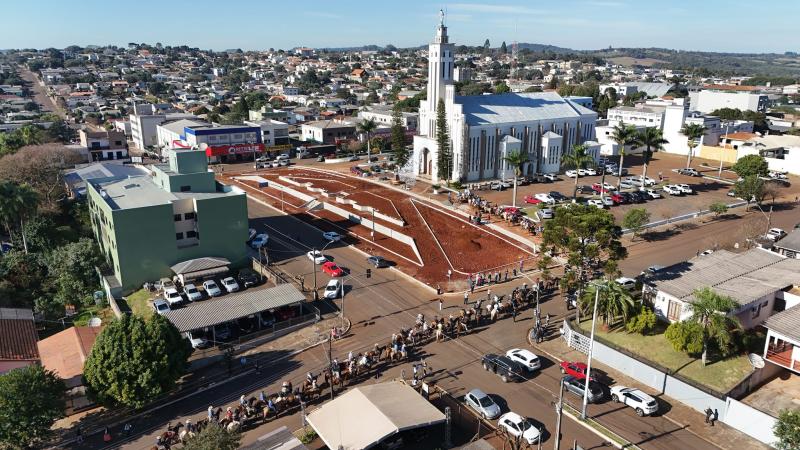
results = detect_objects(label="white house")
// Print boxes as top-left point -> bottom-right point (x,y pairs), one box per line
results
689,90 -> 770,114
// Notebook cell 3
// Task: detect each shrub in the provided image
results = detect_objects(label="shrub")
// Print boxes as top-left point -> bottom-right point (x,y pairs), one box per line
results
298,428 -> 317,444
665,321 -> 704,355
448,180 -> 463,190
626,307 -> 657,335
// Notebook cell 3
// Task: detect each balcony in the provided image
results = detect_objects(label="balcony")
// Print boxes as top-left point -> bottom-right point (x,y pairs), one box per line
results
766,343 -> 800,372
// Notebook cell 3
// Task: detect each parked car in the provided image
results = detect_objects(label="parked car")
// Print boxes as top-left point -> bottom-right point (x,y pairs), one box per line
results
321,261 -> 345,277
523,195 -> 542,205
562,375 -> 605,403
203,279 -> 222,297
324,279 -> 342,299
577,185 -> 594,194
537,208 -> 554,220
238,269 -> 260,288
618,181 -> 634,190
153,299 -> 170,315
766,228 -> 787,241
482,354 -> 525,382
644,189 -> 662,199
159,277 -> 176,292
663,185 -> 683,195
250,233 -> 269,249
610,193 -> 625,204
322,231 -> 342,242
534,193 -> 555,205
465,388 -> 501,419
490,181 -> 507,191
164,288 -> 183,306
542,173 -> 558,182
610,386 -> 659,416
498,412 -> 541,445
221,276 -> 240,293
213,323 -> 236,342
587,199 -> 604,208
615,277 -> 637,291
678,168 -> 701,177
676,184 -> 694,194
505,348 -> 541,372
367,255 -> 390,268
600,196 -> 614,206
307,250 -> 327,264
565,169 -> 580,178
549,191 -> 568,202
584,167 -> 597,176
185,331 -> 210,349
628,191 -> 648,203
560,361 -> 594,381
183,283 -> 203,302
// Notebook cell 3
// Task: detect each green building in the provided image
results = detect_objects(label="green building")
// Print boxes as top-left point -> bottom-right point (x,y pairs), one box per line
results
87,148 -> 249,292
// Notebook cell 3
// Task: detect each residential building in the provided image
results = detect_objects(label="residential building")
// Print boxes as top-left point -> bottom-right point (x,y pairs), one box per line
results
283,86 -> 300,96
79,129 -> 129,161
129,105 -> 196,150
689,90 -> 770,114
774,229 -> 800,259
0,308 -> 39,374
737,135 -> 800,175
301,119 -> 356,144
599,82 -> 672,98
37,326 -> 102,389
86,148 -> 249,291
763,300 -> 800,374
249,106 -> 295,124
64,161 -> 149,198
412,16 -> 596,183
453,66 -> 472,83
358,105 -> 418,130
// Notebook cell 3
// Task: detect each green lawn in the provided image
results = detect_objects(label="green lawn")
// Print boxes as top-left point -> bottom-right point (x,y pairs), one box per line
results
576,320 -> 753,394
72,305 -> 114,327
126,288 -> 154,320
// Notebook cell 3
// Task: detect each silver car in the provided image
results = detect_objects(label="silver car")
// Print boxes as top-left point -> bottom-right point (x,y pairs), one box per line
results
465,388 -> 501,419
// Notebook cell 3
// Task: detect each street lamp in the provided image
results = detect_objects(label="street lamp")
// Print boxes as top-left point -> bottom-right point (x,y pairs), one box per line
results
582,281 -> 605,420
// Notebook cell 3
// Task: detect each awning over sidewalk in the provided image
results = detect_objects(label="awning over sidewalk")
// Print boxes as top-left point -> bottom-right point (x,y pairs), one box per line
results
170,257 -> 230,281
306,381 -> 445,450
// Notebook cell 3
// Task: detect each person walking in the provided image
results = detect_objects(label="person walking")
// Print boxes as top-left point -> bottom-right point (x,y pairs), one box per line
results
470,279 -> 475,294
208,405 -> 214,420
123,422 -> 132,436
512,304 -> 517,322
75,426 -> 84,444
487,288 -> 491,301
463,291 -> 469,305
704,407 -> 713,425
504,269 -> 509,282
438,298 -> 443,311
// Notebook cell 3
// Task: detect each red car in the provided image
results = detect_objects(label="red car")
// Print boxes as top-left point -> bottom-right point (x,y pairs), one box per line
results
560,361 -> 594,380
591,183 -> 610,194
523,195 -> 542,204
610,193 -> 624,204
321,261 -> 344,277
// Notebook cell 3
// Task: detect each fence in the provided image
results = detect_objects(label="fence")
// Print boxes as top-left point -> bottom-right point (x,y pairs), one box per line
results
620,200 -> 749,234
724,398 -> 778,446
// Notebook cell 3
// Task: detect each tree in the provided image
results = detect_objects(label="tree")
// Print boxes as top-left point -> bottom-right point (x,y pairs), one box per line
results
48,238 -> 104,308
483,39 -> 491,49
181,424 -> 241,450
561,144 -> 595,200
358,118 -> 378,154
500,150 -> 528,208
390,104 -> 408,168
494,81 -> 510,94
0,365 -> 66,448
709,201 -> 728,218
735,175 -> 766,205
610,124 -> 641,190
626,307 -> 657,335
689,287 -> 742,366
435,98 -> 452,182
665,320 -> 704,354
580,280 -> 635,326
0,144 -> 84,211
622,208 -> 650,240
680,123 -> 707,169
774,409 -> 800,450
500,41 -> 508,54
732,154 -> 769,178
637,127 -> 668,185
0,181 -> 39,253
84,314 -> 192,408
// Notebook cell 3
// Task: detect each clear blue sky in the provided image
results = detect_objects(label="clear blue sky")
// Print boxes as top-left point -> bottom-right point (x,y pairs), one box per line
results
2,0 -> 798,53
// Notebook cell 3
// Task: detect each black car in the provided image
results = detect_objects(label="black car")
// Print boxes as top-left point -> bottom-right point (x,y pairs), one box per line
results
482,354 -> 525,382
238,268 -> 260,288
627,191 -> 647,203
367,255 -> 390,268
576,185 -> 594,194
549,191 -> 568,202
562,375 -> 605,403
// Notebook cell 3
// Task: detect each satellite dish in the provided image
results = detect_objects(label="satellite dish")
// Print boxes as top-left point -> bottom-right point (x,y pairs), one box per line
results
88,317 -> 102,327
748,353 -> 765,369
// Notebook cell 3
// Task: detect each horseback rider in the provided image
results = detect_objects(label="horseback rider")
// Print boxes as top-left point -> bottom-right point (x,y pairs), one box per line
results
259,390 -> 266,403
306,371 -> 314,384
239,394 -> 246,406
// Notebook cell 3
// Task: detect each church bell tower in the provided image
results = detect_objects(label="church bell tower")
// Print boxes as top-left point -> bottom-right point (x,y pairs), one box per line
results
422,9 -> 455,138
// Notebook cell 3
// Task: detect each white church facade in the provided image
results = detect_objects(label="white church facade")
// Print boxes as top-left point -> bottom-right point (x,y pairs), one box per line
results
412,14 -> 599,183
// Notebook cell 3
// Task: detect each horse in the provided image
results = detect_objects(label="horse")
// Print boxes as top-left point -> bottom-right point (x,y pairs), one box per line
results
226,420 -> 241,432
178,429 -> 195,443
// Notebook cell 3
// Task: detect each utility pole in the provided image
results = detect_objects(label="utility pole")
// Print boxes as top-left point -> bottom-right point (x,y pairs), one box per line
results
554,377 -> 565,450
328,335 -> 334,400
312,247 -> 319,301
582,286 -> 601,419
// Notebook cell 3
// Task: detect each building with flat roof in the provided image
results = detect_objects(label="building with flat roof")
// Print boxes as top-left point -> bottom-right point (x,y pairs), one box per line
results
87,148 -> 249,292
79,129 -> 128,161
300,119 -> 357,145
689,90 -> 770,114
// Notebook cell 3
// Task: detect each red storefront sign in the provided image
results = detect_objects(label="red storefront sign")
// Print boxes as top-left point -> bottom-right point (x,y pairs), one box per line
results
205,143 -> 265,157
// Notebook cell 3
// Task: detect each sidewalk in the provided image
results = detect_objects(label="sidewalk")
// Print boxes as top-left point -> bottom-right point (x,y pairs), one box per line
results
530,316 -> 770,450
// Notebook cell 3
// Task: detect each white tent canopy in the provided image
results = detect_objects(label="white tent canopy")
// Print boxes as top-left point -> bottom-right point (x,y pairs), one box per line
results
306,381 -> 445,450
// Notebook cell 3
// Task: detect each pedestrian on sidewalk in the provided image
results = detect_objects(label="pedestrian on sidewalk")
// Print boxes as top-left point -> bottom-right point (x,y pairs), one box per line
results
519,259 -> 524,272
123,422 -> 132,436
437,285 -> 442,295
439,298 -> 443,311
704,407 -> 713,425
487,288 -> 491,302
504,269 -> 509,282
208,405 -> 214,420
470,280 -> 475,294
711,409 -> 718,426
512,304 -> 517,322
545,313 -> 551,328
464,291 -> 469,305
75,426 -> 83,444
103,426 -> 112,443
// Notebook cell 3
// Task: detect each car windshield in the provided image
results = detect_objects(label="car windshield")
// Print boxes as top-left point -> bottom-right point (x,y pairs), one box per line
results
186,287 -> 197,293
326,285 -> 337,291
519,420 -> 532,431
478,396 -> 494,407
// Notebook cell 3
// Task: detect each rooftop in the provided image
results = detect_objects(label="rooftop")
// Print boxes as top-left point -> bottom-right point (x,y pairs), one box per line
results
775,229 -> 800,252
302,119 -> 355,129
37,326 -> 102,387
64,162 -> 149,197
764,304 -> 800,342
0,308 -> 39,363
722,132 -> 759,141
455,91 -> 596,127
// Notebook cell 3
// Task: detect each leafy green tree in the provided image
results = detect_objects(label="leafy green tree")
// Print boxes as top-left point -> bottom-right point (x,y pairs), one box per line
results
610,124 -> 641,190
494,82 -> 511,94
0,365 -> 66,448
735,175 -> 766,205
732,154 -> 769,178
0,181 -> 39,253
47,238 -> 104,308
622,207 -> 651,240
181,424 -> 242,450
84,314 -> 192,408
580,279 -> 635,326
435,98 -> 452,182
709,201 -> 728,218
45,118 -> 76,143
483,39 -> 491,49
500,41 -> 507,54
690,287 -> 742,366
626,307 -> 657,335
0,131 -> 25,156
637,127 -> 668,185
0,250 -> 49,312
358,118 -> 378,154
680,123 -> 707,169
665,320 -> 704,354
561,144 -> 595,200
390,105 -> 408,168
774,409 -> 800,450
500,150 -> 528,208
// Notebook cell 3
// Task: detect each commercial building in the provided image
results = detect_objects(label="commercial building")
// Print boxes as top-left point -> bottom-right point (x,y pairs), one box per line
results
87,148 -> 249,292
244,119 -> 291,153
300,119 -> 356,145
129,104 -> 196,150
689,90 -> 770,114
79,129 -> 129,161
412,16 -> 596,183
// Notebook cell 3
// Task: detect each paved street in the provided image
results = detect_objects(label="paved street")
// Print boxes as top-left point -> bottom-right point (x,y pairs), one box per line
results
18,68 -> 66,118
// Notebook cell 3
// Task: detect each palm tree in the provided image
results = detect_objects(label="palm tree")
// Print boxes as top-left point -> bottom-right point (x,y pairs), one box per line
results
581,280 -> 635,327
561,144 -> 595,201
0,182 -> 39,254
500,150 -> 528,208
610,124 -> 640,190
358,118 -> 378,154
637,127 -> 668,186
680,123 -> 707,169
689,287 -> 741,367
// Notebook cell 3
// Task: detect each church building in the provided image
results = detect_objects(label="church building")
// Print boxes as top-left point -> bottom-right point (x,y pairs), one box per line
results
412,12 -> 599,183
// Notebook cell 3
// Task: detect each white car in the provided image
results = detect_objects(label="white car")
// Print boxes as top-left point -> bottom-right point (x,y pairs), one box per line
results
610,386 -> 659,416
644,189 -> 661,199
250,233 -> 268,249
587,199 -> 604,208
766,228 -> 787,241
534,193 -> 555,205
600,182 -> 616,191
183,283 -> 203,302
465,388 -> 501,419
543,173 -> 558,182
153,299 -> 170,315
307,250 -> 327,264
565,169 -> 579,178
324,279 -> 342,299
641,176 -> 656,186
185,331 -> 209,349
537,208 -> 553,220
323,231 -> 342,242
619,181 -> 634,189
221,276 -> 240,293
584,167 -> 597,176
600,196 -> 614,206
676,184 -> 694,194
497,412 -> 541,445
164,288 -> 183,306
505,348 -> 541,372
663,185 -> 682,195
202,280 -> 222,297
615,277 -> 637,291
